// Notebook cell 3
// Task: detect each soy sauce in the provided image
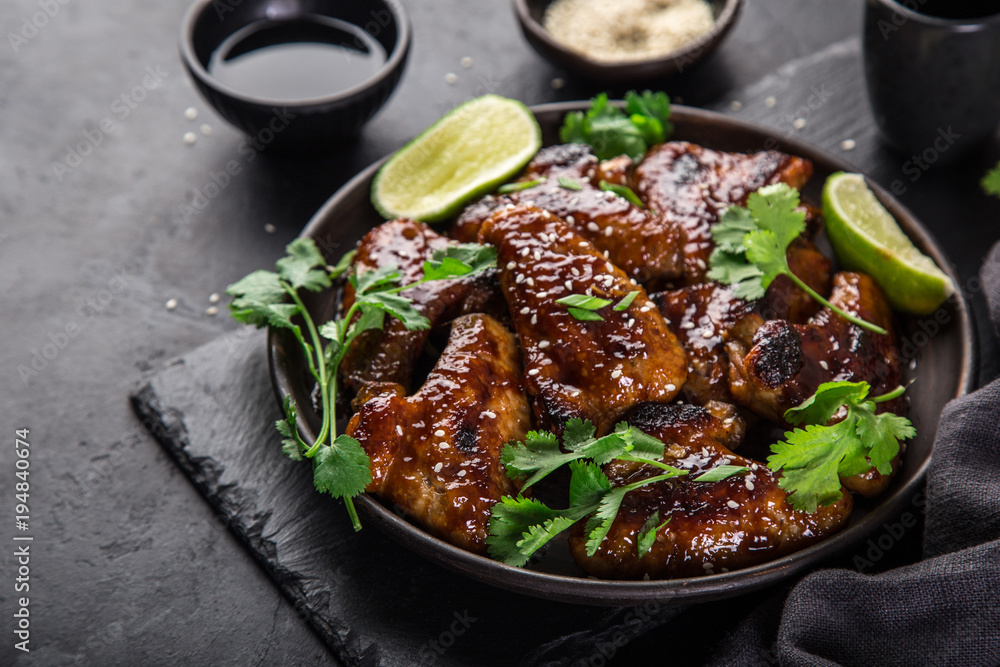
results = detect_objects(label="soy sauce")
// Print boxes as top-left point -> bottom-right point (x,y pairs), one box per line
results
897,0 -> 1000,20
208,15 -> 387,100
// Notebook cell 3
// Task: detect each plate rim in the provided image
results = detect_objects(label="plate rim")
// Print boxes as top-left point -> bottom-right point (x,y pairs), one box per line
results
268,102 -> 975,606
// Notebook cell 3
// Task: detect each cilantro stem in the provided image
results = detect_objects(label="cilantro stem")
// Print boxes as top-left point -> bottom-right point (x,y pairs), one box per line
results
616,453 -> 688,474
871,384 -> 906,403
286,286 -> 332,458
619,470 -> 688,493
784,271 -> 888,335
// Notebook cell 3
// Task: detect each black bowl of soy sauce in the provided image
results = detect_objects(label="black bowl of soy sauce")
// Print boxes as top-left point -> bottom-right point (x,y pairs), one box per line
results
180,0 -> 410,155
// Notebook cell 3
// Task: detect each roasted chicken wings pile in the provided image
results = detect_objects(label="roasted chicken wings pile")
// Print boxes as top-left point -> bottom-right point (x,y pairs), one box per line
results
338,141 -> 905,578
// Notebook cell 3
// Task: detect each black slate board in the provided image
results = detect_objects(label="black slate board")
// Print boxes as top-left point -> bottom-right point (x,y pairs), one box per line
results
131,330 -> 683,667
130,38 -> 998,666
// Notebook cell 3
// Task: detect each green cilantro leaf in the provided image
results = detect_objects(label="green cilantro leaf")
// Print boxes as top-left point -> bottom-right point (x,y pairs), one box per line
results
562,418 -> 596,449
558,176 -> 584,191
227,270 -> 289,327
423,243 -> 497,280
276,238 -> 332,292
277,396 -> 304,461
982,162 -> 1000,198
487,496 -> 562,566
568,460 -> 612,507
354,291 -> 430,330
707,183 -> 887,335
692,465 -> 749,482
498,177 -> 546,194
352,265 -> 403,294
599,180 -> 646,209
637,511 -> 670,559
312,435 -> 372,499
614,290 -> 640,311
500,430 -> 563,489
584,486 -> 629,556
767,382 -> 915,512
559,91 -> 674,161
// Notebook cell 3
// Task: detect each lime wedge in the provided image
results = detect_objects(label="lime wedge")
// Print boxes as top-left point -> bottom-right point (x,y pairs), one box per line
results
822,172 -> 955,315
371,95 -> 542,222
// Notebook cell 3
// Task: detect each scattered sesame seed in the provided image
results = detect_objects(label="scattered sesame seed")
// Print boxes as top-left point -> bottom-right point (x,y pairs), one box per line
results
531,314 -> 538,325
666,383 -> 676,392
516,274 -> 525,284
526,277 -> 534,287
571,390 -> 581,397
484,410 -> 496,419
604,226 -> 613,237
183,132 -> 197,145
460,56 -> 474,68
721,567 -> 729,573
208,292 -> 220,304
702,562 -> 714,570
819,360 -> 829,371
200,124 -> 213,136
533,250 -> 543,261
434,429 -> 445,437
578,241 -> 588,247
727,500 -> 739,509
611,369 -> 622,379
587,221 -> 600,232
550,77 -> 566,90
520,307 -> 531,315
626,319 -> 635,329
746,480 -> 755,491
434,462 -> 443,473
681,321 -> 695,330
528,368 -> 540,376
565,280 -> 573,291
538,340 -> 550,349
506,261 -> 517,270
695,258 -> 707,270
457,469 -> 467,477
566,215 -> 575,224
396,425 -> 403,436
702,329 -> 714,339
537,291 -> 548,298
643,573 -> 650,581
264,223 -> 276,234
439,443 -> 450,449
445,72 -> 458,85
751,463 -> 759,471
521,247 -> 530,257
764,96 -> 777,108
729,100 -> 742,111
793,118 -> 807,130
205,306 -> 218,316
840,138 -> 856,151
184,107 -> 198,121
165,298 -> 178,311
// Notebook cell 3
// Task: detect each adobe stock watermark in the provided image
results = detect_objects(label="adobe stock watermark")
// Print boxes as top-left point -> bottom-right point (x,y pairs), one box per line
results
417,609 -> 477,665
52,65 -> 169,182
7,0 -> 70,54
852,490 -> 928,573
16,259 -> 142,384
888,126 -> 961,196
876,0 -> 932,39
178,107 -> 296,223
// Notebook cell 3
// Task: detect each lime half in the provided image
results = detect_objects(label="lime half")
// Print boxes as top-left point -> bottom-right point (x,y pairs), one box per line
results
823,172 -> 955,315
371,95 -> 542,222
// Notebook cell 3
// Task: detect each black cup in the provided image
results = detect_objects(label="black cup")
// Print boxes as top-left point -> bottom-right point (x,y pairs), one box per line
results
863,0 -> 1000,160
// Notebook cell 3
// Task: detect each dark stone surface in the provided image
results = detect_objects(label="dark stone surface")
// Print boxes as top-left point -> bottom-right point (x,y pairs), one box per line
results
1,0 -> 997,664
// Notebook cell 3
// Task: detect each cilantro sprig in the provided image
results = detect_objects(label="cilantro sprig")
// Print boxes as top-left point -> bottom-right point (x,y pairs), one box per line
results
488,419 -> 746,565
707,183 -> 888,335
227,238 -> 497,531
560,91 -> 673,161
767,382 -> 914,513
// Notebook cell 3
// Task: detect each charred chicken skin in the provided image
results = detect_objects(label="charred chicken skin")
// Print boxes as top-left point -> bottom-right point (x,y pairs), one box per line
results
634,141 -> 813,284
479,204 -> 687,435
346,314 -> 531,555
453,144 -> 685,282
569,402 -> 852,579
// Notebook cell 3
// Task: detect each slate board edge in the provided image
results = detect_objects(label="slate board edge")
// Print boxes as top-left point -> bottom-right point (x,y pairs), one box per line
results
130,382 -> 364,666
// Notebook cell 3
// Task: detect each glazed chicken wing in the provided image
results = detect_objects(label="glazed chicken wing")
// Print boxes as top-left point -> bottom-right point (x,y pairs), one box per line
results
453,144 -> 684,282
569,402 -> 852,579
652,239 -> 833,405
346,314 -> 530,554
339,218 -> 502,396
634,141 -> 813,284
727,271 -> 902,426
479,204 -> 686,434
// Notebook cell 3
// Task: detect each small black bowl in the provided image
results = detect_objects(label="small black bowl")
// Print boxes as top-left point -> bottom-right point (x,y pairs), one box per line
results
513,0 -> 742,82
180,0 -> 410,155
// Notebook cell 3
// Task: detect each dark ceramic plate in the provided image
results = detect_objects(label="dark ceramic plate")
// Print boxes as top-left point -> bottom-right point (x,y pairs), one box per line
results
268,102 -> 974,606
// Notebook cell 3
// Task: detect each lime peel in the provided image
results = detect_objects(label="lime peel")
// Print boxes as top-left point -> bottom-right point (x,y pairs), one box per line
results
822,172 -> 955,316
371,95 -> 542,222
